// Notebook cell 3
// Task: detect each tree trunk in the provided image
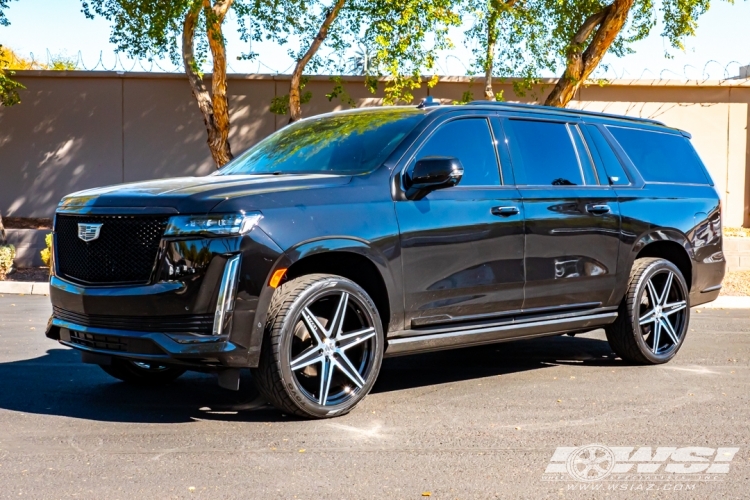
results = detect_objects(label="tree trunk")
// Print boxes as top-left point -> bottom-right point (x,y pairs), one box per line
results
0,214 -> 6,246
483,0 -> 515,101
483,4 -> 500,100
544,0 -> 634,108
203,0 -> 233,165
289,0 -> 347,123
181,0 -> 234,168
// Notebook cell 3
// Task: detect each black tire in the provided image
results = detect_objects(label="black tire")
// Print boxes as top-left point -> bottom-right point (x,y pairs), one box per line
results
251,274 -> 384,419
99,358 -> 186,386
606,257 -> 690,364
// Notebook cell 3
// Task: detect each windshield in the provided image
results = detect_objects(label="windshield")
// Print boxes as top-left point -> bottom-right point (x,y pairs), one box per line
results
217,108 -> 425,176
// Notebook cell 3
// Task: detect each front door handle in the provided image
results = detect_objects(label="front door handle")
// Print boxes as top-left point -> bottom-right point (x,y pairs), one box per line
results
586,204 -> 611,215
491,206 -> 520,217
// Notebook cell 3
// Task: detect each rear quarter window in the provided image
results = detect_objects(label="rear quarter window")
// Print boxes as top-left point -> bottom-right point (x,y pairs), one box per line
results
606,126 -> 710,185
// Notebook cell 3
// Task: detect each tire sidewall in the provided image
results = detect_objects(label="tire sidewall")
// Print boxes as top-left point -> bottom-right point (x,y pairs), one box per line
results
275,277 -> 384,418
629,259 -> 691,364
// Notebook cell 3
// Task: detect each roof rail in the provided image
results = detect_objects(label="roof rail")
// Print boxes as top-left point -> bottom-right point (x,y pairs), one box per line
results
464,101 -> 665,126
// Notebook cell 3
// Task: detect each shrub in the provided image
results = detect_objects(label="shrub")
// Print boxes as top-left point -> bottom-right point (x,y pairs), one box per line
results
0,244 -> 15,279
40,233 -> 52,267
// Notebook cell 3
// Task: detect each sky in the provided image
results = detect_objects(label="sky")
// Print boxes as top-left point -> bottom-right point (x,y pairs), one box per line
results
1,0 -> 749,80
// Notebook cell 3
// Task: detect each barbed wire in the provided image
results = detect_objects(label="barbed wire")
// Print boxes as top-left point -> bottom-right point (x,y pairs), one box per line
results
4,49 -> 749,82
589,60 -> 748,83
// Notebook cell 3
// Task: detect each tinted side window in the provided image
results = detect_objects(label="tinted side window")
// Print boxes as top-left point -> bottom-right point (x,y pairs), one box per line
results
607,126 -> 710,184
505,119 -> 584,186
585,125 -> 630,185
415,118 -> 501,187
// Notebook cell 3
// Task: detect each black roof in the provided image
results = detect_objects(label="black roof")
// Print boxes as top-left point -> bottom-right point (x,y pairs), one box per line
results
463,101 -> 665,126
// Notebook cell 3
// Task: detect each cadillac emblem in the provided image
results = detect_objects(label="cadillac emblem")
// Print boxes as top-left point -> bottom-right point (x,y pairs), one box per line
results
77,223 -> 103,242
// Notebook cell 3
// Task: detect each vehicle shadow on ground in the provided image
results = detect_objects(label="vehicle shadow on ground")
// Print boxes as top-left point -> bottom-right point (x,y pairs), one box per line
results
0,334 -> 621,424
373,333 -> 620,394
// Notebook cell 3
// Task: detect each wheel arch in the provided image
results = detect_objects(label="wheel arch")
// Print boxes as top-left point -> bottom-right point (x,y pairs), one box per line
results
281,238 -> 398,335
632,229 -> 693,290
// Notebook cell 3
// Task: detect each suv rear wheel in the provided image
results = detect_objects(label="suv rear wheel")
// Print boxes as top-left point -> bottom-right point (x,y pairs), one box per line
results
606,257 -> 690,364
252,274 -> 384,419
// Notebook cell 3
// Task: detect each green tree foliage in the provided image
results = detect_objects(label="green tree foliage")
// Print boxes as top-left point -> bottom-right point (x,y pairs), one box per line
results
2,46 -> 80,71
462,0 -> 554,101
244,0 -> 355,122
0,0 -> 24,108
250,0 -> 458,120
48,55 -> 79,70
0,243 -> 15,278
535,0 -> 718,107
0,0 -> 12,26
40,234 -> 52,267
364,0 -> 461,104
461,0 -> 722,107
0,46 -> 24,107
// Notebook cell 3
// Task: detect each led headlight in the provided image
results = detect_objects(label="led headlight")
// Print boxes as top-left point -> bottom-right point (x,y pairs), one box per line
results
164,212 -> 262,237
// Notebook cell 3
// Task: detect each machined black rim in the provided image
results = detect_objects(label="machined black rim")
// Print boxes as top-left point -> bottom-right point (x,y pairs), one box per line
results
289,290 -> 378,407
637,269 -> 688,356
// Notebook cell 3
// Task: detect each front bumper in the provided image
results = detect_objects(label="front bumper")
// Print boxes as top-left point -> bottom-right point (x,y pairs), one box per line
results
51,320 -> 242,367
46,227 -> 286,368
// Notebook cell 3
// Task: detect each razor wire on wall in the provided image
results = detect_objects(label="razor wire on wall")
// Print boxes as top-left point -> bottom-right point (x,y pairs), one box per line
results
6,48 -> 750,83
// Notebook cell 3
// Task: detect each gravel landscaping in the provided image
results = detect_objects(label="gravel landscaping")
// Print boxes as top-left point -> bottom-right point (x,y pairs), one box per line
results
721,270 -> 750,296
3,267 -> 50,282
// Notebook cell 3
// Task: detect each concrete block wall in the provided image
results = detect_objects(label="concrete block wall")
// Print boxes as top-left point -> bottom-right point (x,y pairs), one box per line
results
724,238 -> 750,271
5,229 -> 49,268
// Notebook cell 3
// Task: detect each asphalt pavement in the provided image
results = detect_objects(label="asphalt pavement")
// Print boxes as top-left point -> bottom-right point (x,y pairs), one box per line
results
0,294 -> 747,499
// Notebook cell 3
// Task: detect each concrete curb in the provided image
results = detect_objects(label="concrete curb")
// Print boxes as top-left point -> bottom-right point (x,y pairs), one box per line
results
696,296 -> 750,309
0,281 -> 50,295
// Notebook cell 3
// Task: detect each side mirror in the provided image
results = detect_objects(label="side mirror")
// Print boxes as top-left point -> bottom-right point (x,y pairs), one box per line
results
405,156 -> 464,199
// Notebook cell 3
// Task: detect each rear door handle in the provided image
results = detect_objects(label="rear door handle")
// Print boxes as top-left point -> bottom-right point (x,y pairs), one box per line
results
491,206 -> 520,217
586,204 -> 611,215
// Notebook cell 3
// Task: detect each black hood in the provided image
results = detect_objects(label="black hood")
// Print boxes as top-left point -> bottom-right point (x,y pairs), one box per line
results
57,174 -> 352,214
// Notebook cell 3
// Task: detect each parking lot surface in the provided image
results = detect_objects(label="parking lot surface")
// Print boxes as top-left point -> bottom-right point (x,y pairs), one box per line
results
0,295 -> 747,499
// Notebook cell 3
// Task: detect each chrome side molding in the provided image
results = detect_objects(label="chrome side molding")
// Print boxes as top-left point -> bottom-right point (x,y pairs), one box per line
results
385,311 -> 618,357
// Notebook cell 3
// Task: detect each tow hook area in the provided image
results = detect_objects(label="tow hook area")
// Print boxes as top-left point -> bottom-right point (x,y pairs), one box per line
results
81,351 -> 113,365
218,368 -> 241,391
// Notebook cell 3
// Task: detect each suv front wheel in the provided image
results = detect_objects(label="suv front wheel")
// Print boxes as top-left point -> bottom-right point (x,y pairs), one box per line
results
252,274 -> 384,419
606,257 -> 690,364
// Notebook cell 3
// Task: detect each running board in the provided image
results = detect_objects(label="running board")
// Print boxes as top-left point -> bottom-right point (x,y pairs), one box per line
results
385,311 -> 618,357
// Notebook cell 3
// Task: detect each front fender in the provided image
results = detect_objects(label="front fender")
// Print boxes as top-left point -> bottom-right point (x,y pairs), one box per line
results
287,236 -> 390,267
244,237 -> 402,367
285,237 -> 401,328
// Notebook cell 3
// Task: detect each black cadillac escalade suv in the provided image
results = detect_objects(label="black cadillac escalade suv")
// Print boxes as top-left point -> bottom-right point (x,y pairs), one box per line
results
47,100 -> 725,419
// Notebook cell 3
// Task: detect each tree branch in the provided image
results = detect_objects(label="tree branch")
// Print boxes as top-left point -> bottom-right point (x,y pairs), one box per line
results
289,0 -> 347,122
544,0 -> 633,107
